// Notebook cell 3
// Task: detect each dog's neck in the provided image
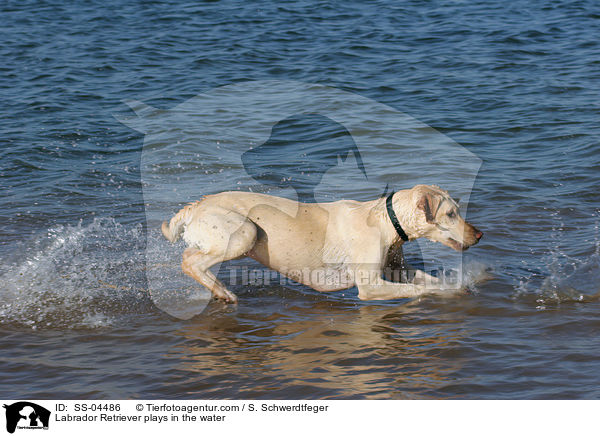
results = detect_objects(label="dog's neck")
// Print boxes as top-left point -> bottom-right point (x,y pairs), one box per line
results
381,190 -> 422,245
385,191 -> 409,242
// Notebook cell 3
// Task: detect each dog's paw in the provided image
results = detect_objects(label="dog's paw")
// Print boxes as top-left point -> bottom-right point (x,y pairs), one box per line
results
213,289 -> 238,304
419,282 -> 467,298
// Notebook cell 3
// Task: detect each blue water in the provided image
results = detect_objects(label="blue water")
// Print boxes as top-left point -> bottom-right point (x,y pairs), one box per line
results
1,0 -> 600,399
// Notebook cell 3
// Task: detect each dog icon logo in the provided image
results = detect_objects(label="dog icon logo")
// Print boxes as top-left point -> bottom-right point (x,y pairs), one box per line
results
118,80 -> 482,318
242,113 -> 367,204
3,402 -> 50,434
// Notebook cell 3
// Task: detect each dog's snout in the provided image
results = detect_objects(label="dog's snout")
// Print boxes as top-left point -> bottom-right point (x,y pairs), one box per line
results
475,230 -> 483,240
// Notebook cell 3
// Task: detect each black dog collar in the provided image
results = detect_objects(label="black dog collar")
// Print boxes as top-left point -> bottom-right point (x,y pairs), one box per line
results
385,191 -> 409,242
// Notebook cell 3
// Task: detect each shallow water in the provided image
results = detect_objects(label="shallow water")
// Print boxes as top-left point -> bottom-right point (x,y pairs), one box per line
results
2,0 -> 600,399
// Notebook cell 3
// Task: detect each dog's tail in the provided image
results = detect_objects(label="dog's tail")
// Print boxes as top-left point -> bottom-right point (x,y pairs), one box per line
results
161,201 -> 201,243
161,219 -> 182,243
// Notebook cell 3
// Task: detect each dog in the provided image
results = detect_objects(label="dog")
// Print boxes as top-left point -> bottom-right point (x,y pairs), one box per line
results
161,184 -> 483,303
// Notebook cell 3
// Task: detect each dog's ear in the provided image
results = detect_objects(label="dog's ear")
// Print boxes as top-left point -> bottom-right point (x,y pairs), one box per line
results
417,194 -> 437,223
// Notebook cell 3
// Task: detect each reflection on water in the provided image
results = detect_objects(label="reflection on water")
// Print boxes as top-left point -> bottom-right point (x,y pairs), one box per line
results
172,296 -> 466,399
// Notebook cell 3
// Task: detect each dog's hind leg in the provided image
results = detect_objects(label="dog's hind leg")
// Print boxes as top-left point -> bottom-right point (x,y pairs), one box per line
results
182,248 -> 239,303
181,210 -> 257,303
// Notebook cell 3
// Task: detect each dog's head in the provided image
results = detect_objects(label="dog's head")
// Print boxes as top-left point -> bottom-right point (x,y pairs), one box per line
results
410,184 -> 482,251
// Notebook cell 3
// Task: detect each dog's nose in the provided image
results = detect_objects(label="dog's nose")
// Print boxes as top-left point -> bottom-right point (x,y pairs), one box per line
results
475,231 -> 483,240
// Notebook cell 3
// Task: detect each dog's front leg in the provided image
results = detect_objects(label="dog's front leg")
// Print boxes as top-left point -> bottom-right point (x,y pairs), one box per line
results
354,266 -> 454,300
356,267 -> 426,300
412,269 -> 441,286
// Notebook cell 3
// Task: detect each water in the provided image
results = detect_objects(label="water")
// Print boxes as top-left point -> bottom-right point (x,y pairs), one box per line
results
1,0 -> 600,399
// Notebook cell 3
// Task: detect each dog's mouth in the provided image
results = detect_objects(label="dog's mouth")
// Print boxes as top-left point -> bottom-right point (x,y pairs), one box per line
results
447,238 -> 467,251
447,236 -> 482,251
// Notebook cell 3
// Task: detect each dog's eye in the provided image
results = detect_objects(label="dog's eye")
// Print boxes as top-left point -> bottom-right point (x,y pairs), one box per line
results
447,210 -> 456,219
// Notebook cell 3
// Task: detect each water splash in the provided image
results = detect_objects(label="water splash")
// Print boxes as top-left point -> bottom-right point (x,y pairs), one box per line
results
0,218 -> 153,330
514,212 -> 600,308
440,260 -> 493,295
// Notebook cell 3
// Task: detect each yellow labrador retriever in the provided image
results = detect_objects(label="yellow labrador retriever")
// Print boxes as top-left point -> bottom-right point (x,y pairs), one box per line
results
162,184 -> 482,303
